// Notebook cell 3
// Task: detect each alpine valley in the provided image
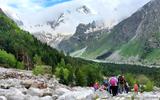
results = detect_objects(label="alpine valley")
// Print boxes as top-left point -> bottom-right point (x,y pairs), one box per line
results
59,0 -> 160,66
1,0 -> 160,99
2,0 -> 160,66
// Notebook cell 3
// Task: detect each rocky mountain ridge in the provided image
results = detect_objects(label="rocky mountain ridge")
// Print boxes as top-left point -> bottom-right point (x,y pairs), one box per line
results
101,0 -> 160,65
58,21 -> 108,53
1,0 -> 150,48
58,0 -> 160,66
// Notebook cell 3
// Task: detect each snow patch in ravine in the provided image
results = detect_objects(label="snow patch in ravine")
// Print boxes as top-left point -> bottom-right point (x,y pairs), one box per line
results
70,47 -> 87,57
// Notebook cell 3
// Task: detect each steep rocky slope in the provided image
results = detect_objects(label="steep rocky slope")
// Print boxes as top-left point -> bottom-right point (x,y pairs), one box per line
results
101,0 -> 160,65
58,21 -> 108,53
2,0 -> 150,48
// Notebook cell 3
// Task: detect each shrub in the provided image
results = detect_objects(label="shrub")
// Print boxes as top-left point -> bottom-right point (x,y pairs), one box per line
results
33,65 -> 51,75
0,49 -> 24,69
136,74 -> 153,91
0,49 -> 16,67
144,80 -> 154,92
16,62 -> 25,69
125,74 -> 153,92
137,75 -> 149,85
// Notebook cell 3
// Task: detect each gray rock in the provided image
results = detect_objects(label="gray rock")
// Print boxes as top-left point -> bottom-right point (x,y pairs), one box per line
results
24,95 -> 40,100
55,88 -> 71,96
27,87 -> 43,97
0,84 -> 11,89
21,80 -> 33,89
58,87 -> 94,100
40,96 -> 52,100
0,96 -> 7,100
0,79 -> 21,89
19,87 -> 28,95
52,95 -> 58,100
4,88 -> 25,100
7,95 -> 25,100
42,88 -> 53,97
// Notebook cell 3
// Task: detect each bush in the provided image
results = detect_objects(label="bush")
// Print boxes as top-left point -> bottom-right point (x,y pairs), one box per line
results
136,74 -> 153,91
0,49 -> 24,69
144,80 -> 154,92
16,62 -> 25,69
0,49 -> 16,67
125,73 -> 154,92
33,65 -> 51,75
137,75 -> 149,85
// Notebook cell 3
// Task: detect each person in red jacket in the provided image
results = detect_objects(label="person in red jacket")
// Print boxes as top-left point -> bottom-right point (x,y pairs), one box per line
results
134,83 -> 139,94
93,82 -> 99,91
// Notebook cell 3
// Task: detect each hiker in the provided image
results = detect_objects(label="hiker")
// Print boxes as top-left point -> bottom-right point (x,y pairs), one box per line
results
125,82 -> 129,93
118,75 -> 126,94
100,79 -> 110,93
109,76 -> 118,96
103,79 -> 109,91
99,84 -> 106,91
93,82 -> 99,91
103,79 -> 108,88
134,83 -> 139,94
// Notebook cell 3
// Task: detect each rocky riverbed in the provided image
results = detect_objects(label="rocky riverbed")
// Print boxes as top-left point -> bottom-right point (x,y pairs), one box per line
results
0,67 -> 160,100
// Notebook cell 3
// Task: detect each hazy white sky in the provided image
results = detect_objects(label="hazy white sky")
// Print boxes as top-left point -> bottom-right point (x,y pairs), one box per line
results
0,0 -> 151,13
0,0 -> 151,34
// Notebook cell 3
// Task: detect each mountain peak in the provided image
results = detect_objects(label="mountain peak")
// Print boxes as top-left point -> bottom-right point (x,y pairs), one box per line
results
76,5 -> 91,14
57,0 -> 160,66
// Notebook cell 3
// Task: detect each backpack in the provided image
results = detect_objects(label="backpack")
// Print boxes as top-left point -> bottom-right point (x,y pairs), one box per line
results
119,76 -> 125,84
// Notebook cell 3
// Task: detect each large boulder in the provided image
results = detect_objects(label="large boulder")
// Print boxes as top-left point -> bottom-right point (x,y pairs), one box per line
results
58,87 -> 94,100
27,87 -> 53,97
25,95 -> 53,100
55,88 -> 71,96
52,95 -> 58,100
21,80 -> 47,89
24,95 -> 40,100
0,79 -> 21,89
40,96 -> 53,100
0,88 -> 25,100
27,87 -> 43,97
21,80 -> 33,89
42,88 -> 53,97
0,96 -> 7,100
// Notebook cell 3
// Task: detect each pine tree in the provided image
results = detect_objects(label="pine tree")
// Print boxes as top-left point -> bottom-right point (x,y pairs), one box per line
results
75,69 -> 87,86
59,68 -> 65,84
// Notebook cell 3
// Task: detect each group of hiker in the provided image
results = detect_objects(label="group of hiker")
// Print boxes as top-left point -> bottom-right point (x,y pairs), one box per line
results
93,75 -> 139,96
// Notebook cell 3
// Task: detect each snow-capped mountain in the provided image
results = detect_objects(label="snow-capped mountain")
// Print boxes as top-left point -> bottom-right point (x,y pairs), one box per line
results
20,4 -> 102,35
33,32 -> 71,48
1,0 -> 151,47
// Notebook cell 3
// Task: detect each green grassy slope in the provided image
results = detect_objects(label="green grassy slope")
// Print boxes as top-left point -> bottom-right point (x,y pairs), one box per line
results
0,10 -> 66,69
